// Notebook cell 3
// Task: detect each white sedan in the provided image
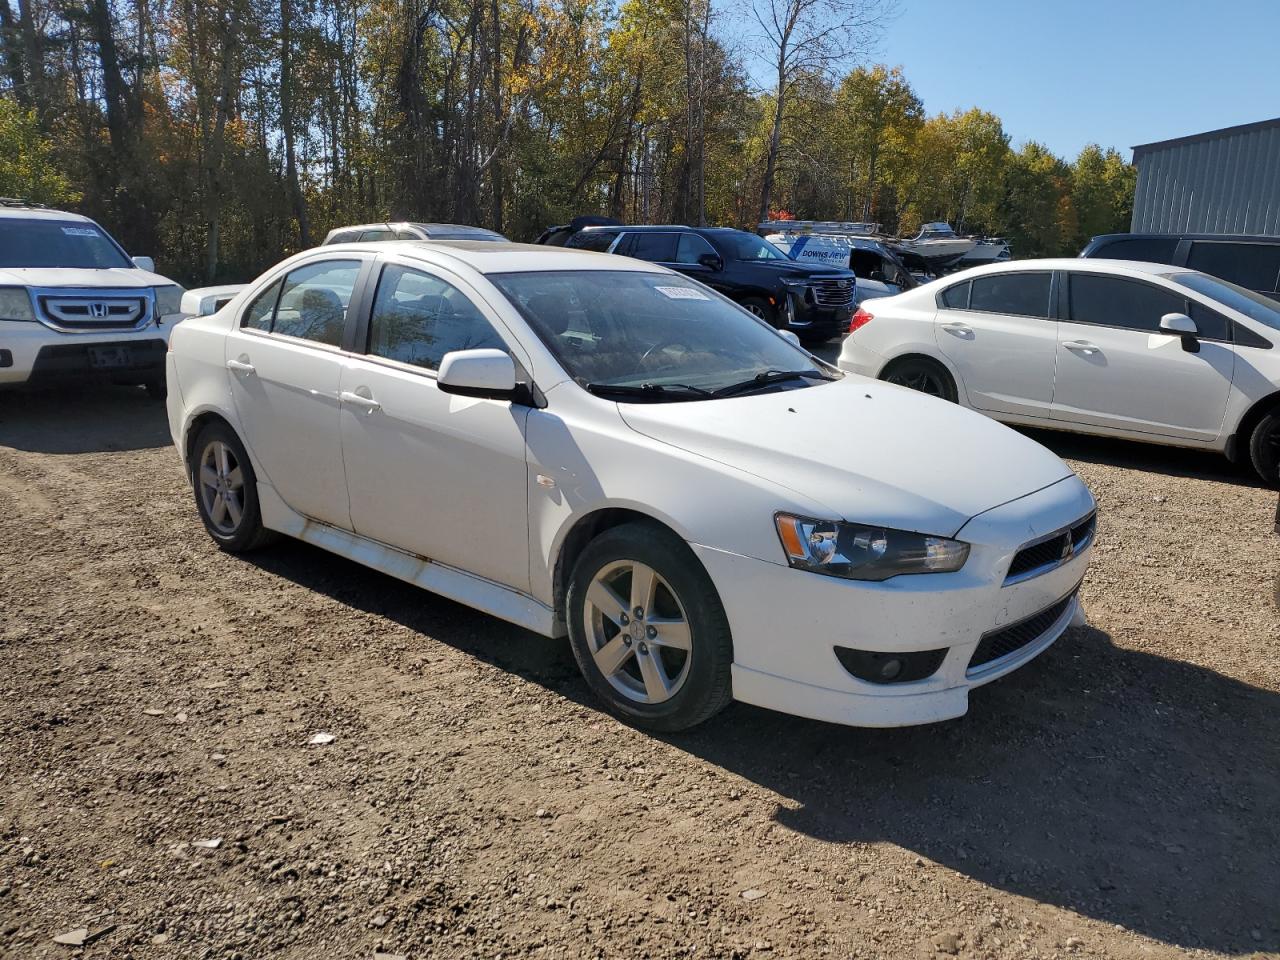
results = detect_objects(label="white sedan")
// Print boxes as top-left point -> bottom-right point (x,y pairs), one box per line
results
166,241 -> 1095,731
839,259 -> 1280,481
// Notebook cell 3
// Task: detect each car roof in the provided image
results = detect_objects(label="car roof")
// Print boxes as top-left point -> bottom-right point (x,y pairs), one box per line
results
328,221 -> 503,237
578,223 -> 742,234
0,206 -> 94,223
938,258 -> 1195,281
316,240 -> 670,275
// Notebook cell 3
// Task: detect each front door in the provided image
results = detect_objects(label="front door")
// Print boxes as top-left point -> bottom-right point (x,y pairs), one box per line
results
225,257 -> 365,529
932,271 -> 1058,417
339,259 -> 533,592
1051,272 -> 1234,442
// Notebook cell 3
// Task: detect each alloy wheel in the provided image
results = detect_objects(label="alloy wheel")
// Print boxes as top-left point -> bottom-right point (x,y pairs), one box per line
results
198,440 -> 246,535
583,560 -> 692,704
886,367 -> 945,397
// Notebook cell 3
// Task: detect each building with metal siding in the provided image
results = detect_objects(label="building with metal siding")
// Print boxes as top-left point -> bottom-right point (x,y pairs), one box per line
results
1131,118 -> 1280,236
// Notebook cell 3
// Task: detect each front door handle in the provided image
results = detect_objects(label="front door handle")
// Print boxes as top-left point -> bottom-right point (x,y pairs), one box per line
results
340,390 -> 381,413
1064,340 -> 1100,356
226,357 -> 256,374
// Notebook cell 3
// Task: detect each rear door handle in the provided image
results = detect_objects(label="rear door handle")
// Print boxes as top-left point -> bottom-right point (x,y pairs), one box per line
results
941,321 -> 973,337
340,390 -> 381,412
226,358 -> 256,374
1064,340 -> 1100,355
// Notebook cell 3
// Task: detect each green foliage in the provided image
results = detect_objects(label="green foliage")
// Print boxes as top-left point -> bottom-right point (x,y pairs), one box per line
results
0,99 -> 76,205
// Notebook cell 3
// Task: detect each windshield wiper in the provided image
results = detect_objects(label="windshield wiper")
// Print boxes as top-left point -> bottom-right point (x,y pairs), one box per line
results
712,368 -> 831,398
584,381 -> 713,401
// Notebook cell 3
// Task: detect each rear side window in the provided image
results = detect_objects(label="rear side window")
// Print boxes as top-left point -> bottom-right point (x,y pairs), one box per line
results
1068,274 -> 1186,333
250,259 -> 361,346
394,229 -> 422,240
627,232 -> 679,262
567,230 -> 619,253
1090,237 -> 1180,264
938,280 -> 970,309
969,273 -> 1051,318
1187,242 -> 1280,293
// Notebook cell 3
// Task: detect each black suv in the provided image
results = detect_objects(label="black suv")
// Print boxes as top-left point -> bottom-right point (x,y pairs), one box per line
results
1081,233 -> 1280,301
545,221 -> 856,344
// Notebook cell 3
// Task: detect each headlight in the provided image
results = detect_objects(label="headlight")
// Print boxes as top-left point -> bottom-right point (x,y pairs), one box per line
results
0,287 -> 35,322
780,278 -> 808,290
774,513 -> 969,581
154,284 -> 185,317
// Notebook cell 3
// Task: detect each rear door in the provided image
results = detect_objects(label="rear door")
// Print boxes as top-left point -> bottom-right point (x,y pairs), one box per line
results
932,271 -> 1058,417
1051,272 -> 1234,441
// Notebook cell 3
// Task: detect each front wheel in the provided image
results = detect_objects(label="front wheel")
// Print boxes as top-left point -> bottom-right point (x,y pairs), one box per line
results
1248,408 -> 1280,486
566,522 -> 733,732
740,297 -> 779,327
881,357 -> 958,403
190,421 -> 277,552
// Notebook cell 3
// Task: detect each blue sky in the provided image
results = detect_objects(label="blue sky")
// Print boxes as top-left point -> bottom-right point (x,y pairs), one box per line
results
872,0 -> 1278,160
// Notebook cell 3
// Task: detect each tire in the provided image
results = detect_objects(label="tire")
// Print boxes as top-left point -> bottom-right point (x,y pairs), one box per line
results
880,356 -> 958,403
565,522 -> 733,732
1248,408 -> 1280,486
144,378 -> 167,401
740,297 -> 779,327
190,421 -> 277,552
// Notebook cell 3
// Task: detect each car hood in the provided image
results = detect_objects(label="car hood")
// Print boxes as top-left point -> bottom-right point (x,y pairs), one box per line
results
743,260 -> 855,281
0,267 -> 175,289
618,375 -> 1075,537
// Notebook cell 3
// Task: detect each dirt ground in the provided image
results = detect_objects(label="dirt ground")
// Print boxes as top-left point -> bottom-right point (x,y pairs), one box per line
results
1,383 -> 1277,960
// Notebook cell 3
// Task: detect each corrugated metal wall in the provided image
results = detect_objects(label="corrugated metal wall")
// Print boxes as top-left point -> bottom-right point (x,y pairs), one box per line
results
1132,123 -> 1280,236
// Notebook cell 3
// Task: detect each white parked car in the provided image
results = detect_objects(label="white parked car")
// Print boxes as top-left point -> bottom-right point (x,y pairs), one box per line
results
839,259 -> 1280,482
166,241 -> 1095,731
0,202 -> 184,396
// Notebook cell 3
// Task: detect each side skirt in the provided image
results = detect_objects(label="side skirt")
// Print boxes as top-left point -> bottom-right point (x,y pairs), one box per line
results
257,483 -> 560,638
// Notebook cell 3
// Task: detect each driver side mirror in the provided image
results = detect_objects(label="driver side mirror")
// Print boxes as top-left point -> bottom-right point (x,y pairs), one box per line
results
1160,312 -> 1200,353
437,349 -> 524,401
697,252 -> 723,271
132,256 -> 156,273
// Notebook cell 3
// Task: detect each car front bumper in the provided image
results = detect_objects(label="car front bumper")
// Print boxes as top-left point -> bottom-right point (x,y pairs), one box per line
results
786,301 -> 852,342
693,475 -> 1096,728
0,321 -> 172,386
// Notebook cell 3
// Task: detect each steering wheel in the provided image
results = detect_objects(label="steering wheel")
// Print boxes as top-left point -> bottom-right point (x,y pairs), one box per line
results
640,338 -> 691,365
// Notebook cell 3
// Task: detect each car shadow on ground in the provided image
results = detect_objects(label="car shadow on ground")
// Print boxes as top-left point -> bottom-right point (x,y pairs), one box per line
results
244,539 -> 1278,956
0,385 -> 171,454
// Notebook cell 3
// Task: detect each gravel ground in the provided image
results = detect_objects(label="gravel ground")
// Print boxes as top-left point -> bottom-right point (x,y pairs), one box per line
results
1,383 -> 1277,960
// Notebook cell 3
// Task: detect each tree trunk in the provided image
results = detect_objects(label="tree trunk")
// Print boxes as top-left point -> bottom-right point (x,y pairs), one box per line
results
279,0 -> 310,246
0,0 -> 28,107
758,74 -> 786,224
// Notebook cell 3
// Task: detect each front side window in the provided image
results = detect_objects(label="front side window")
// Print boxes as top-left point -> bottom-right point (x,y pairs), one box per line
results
1068,273 -> 1186,333
243,279 -> 282,331
1187,241 -> 1280,293
254,259 -> 361,346
713,231 -> 789,261
367,264 -> 505,371
0,219 -> 132,269
675,233 -> 717,264
489,270 -> 831,399
968,272 -> 1051,318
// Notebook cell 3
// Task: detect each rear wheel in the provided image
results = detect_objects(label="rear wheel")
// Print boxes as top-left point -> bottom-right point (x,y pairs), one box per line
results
881,357 -> 958,403
1248,408 -> 1280,486
566,522 -> 733,732
190,421 -> 277,552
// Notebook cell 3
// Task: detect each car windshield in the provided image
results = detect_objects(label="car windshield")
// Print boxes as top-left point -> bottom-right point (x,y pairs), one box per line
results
489,270 -> 833,399
0,219 -> 132,269
1168,271 -> 1280,331
714,231 -> 790,261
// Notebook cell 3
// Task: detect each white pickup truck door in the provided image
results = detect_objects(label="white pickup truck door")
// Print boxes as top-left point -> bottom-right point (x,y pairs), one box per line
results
337,260 -> 532,593
224,257 -> 365,530
1051,272 -> 1234,442
933,271 -> 1058,417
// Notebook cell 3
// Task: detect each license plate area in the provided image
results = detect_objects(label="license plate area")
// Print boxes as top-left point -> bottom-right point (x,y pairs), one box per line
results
88,346 -> 133,369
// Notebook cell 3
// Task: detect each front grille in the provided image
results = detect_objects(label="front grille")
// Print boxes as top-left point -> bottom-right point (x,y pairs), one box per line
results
968,589 -> 1077,674
32,288 -> 151,332
1004,511 -> 1096,584
811,277 -> 855,307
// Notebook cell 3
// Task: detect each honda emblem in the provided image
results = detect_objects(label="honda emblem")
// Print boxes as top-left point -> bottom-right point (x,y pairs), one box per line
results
89,302 -> 109,318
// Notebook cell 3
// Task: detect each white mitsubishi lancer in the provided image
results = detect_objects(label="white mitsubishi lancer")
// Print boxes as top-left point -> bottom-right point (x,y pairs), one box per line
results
166,241 -> 1095,732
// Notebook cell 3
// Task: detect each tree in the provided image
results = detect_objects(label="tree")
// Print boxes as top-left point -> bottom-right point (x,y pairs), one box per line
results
745,0 -> 894,224
0,97 -> 74,202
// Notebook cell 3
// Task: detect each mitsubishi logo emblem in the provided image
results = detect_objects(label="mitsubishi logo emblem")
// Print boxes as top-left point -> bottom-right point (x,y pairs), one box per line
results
1060,534 -> 1074,562
89,302 -> 109,318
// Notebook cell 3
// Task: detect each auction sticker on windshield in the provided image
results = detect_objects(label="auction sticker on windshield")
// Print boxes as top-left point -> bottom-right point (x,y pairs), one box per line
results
655,286 -> 709,300
61,227 -> 100,237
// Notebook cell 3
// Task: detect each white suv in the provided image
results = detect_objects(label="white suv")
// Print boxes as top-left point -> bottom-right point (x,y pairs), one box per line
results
0,202 -> 185,397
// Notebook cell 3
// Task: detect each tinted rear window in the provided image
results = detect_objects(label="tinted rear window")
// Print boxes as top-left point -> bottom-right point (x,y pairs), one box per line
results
627,232 -> 679,262
969,273 -> 1051,317
938,280 -> 970,309
1187,241 -> 1280,292
1089,237 -> 1180,264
